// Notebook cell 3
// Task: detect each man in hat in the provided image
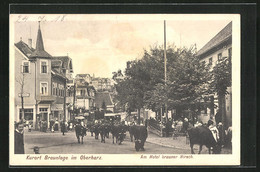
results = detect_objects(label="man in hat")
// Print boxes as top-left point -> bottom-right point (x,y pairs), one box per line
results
14,121 -> 25,154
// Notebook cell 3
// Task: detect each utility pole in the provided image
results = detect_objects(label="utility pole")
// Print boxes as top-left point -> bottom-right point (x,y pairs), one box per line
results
73,81 -> 76,119
164,20 -> 168,123
64,79 -> 67,121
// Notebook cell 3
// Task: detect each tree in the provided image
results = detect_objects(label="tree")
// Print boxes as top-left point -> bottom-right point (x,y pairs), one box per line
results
143,45 -> 210,124
210,56 -> 231,129
114,44 -> 211,125
168,47 -> 211,124
16,73 -> 26,122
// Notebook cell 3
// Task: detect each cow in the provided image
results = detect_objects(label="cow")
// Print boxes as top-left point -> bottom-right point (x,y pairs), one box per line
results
187,126 -> 222,154
93,123 -> 100,140
87,121 -> 94,137
132,124 -> 148,151
98,122 -> 111,143
111,122 -> 126,145
129,123 -> 136,142
75,123 -> 87,144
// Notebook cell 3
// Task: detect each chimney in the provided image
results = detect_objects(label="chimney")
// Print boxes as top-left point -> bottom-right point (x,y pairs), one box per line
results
28,38 -> 32,49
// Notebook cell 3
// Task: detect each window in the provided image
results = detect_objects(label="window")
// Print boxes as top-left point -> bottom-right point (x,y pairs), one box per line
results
39,108 -> 48,120
41,61 -> 47,73
22,61 -> 29,73
52,83 -> 55,95
52,83 -> 57,96
217,53 -> 222,61
209,57 -> 213,66
80,90 -> 85,96
19,108 -> 33,120
40,82 -> 48,95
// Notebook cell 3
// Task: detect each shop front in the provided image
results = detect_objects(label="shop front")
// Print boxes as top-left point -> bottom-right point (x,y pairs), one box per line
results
51,104 -> 64,122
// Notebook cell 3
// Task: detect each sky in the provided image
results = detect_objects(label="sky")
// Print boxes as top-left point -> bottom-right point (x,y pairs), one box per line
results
12,14 -> 233,78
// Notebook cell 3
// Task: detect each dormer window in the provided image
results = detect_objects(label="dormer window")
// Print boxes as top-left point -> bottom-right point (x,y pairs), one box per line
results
41,60 -> 48,73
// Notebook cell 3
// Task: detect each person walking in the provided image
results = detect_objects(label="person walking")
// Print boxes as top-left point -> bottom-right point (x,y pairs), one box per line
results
61,121 -> 66,136
14,122 -> 25,154
28,122 -> 32,132
217,122 -> 225,147
215,109 -> 222,125
182,118 -> 189,133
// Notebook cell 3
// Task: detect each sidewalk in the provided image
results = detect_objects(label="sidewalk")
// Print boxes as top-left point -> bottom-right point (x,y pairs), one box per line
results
146,131 -> 232,154
146,132 -> 190,150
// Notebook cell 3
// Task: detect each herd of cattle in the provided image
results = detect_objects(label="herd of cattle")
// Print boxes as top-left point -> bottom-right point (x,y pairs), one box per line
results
75,119 -> 148,151
74,119 -> 227,154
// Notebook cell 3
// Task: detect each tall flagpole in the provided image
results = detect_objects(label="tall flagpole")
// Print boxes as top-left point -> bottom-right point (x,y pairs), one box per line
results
164,20 -> 168,123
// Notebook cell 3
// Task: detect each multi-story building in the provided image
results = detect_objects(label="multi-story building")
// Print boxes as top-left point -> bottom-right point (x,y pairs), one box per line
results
74,77 -> 95,115
14,22 -> 73,129
196,21 -> 232,126
52,56 -> 74,120
91,77 -> 113,92
75,74 -> 92,84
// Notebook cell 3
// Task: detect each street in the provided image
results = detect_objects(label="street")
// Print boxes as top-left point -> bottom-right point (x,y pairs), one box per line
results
23,129 -> 231,154
24,131 -> 188,154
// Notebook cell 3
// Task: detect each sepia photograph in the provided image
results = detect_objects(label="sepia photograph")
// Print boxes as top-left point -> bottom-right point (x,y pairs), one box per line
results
9,14 -> 240,166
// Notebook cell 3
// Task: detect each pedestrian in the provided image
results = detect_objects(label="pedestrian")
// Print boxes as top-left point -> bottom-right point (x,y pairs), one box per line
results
69,122 -> 73,131
61,121 -> 66,136
217,122 -> 224,147
14,122 -> 25,154
28,122 -> 32,132
207,120 -> 219,142
54,119 -> 59,131
33,146 -> 40,154
215,109 -> 222,125
182,118 -> 189,133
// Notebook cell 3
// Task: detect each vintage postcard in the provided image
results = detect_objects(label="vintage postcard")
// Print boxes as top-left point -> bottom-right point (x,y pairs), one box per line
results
9,14 -> 240,166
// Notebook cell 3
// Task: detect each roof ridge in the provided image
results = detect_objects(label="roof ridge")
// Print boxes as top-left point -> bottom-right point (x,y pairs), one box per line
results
197,21 -> 232,57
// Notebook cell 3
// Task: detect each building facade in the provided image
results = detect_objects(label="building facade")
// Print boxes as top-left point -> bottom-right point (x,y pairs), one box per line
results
14,22 -> 73,129
74,77 -> 95,116
196,22 -> 232,126
91,77 -> 114,92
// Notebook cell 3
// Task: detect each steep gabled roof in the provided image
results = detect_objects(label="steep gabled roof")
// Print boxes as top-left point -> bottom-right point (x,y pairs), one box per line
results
30,22 -> 52,59
52,56 -> 72,69
15,40 -> 35,58
197,22 -> 232,57
95,92 -> 114,108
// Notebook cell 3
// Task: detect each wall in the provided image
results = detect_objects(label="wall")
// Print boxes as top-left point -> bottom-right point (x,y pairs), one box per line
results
35,58 -> 52,98
14,48 -> 36,122
52,75 -> 65,104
